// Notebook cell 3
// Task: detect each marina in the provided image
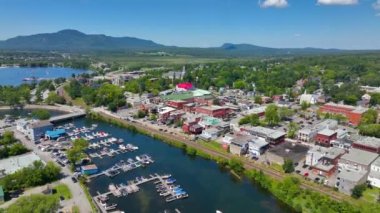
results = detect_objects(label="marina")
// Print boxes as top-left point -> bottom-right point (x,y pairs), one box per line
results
94,174 -> 188,213
88,154 -> 154,179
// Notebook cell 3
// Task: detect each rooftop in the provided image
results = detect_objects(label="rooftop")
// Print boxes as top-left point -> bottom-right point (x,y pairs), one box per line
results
246,126 -> 286,139
29,120 -> 53,129
354,136 -> 380,149
81,164 -> 98,170
0,152 -> 42,175
340,148 -> 379,166
318,128 -> 336,137
338,169 -> 367,182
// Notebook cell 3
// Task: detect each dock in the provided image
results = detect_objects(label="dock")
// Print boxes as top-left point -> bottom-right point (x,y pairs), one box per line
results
93,173 -> 188,212
88,154 -> 154,179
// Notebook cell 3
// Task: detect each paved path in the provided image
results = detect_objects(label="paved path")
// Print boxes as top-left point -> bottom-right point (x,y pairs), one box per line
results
13,130 -> 93,213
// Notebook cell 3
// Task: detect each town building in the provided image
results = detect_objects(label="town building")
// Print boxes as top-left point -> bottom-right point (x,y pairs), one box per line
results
315,128 -> 337,147
45,129 -> 66,140
338,148 -> 379,172
248,137 -> 269,157
229,135 -> 250,156
0,152 -> 42,177
27,120 -> 54,142
199,127 -> 222,141
194,105 -> 230,118
299,92 -> 317,105
306,146 -> 345,177
298,119 -> 337,143
266,142 -> 309,165
319,103 -> 368,126
81,164 -> 99,175
242,126 -> 286,145
352,136 -> 380,154
368,157 -> 380,188
337,169 -> 368,195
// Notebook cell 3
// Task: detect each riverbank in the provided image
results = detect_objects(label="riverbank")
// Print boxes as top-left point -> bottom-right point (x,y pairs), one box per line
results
87,109 -> 380,212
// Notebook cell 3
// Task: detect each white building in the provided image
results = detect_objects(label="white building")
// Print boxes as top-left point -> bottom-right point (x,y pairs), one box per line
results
248,137 -> 269,157
297,119 -> 337,143
368,157 -> 380,188
299,92 -> 317,105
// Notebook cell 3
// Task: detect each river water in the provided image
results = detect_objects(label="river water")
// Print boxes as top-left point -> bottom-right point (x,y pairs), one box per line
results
67,118 -> 290,213
0,67 -> 87,86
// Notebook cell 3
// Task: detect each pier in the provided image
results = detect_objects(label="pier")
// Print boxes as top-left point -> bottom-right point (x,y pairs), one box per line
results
93,173 -> 188,212
88,154 -> 154,179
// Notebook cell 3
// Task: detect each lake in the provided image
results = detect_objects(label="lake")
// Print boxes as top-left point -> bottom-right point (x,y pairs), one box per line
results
67,118 -> 291,213
0,67 -> 88,86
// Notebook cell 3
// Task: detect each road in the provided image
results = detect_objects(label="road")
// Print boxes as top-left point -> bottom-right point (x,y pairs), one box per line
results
93,107 -> 348,202
13,130 -> 93,213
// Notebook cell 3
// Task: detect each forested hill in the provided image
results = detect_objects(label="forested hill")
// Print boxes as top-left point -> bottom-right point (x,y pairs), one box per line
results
0,29 -> 372,57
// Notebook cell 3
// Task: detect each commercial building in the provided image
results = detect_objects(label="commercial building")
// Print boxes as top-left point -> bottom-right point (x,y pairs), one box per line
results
266,142 -> 309,165
199,127 -> 222,141
297,119 -> 337,143
242,126 -> 286,145
337,169 -> 368,195
81,164 -> 99,175
229,135 -> 250,156
338,149 -> 379,172
368,157 -> 380,188
0,152 -> 42,177
352,136 -> 380,154
45,129 -> 66,140
306,147 -> 345,177
195,105 -> 230,118
28,120 -> 54,142
319,103 -> 368,126
315,128 -> 337,147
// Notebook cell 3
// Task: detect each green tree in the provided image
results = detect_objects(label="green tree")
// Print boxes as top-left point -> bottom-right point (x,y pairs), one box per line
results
351,184 -> 367,199
282,159 -> 295,173
360,109 -> 378,125
45,92 -> 65,105
31,109 -> 51,120
265,104 -> 280,126
6,194 -> 59,213
254,96 -> 263,104
287,122 -> 299,139
66,139 -> 89,165
301,101 -> 310,111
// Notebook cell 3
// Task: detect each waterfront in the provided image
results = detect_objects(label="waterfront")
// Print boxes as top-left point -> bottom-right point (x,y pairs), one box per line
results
68,117 -> 290,213
0,67 -> 87,85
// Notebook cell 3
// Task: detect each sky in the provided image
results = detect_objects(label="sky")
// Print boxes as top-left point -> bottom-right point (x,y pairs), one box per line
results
0,0 -> 380,49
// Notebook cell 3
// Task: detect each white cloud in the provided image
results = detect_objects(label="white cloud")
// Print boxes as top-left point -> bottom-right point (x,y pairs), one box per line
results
260,0 -> 288,8
374,0 -> 380,10
317,0 -> 358,5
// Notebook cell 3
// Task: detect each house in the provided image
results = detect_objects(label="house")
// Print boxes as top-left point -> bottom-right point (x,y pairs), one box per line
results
306,147 -> 345,177
315,128 -> 337,147
299,92 -> 317,105
337,169 -> 368,195
352,136 -> 380,154
248,137 -> 269,157
0,186 -> 4,204
81,164 -> 98,175
368,157 -> 380,188
266,142 -> 309,165
229,135 -> 250,156
242,126 -> 286,145
338,149 -> 379,172
28,120 -> 53,142
297,119 -> 337,143
319,103 -> 368,126
199,127 -> 222,141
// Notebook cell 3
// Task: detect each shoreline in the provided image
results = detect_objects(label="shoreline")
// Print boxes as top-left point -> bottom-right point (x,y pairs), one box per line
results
86,110 -> 365,210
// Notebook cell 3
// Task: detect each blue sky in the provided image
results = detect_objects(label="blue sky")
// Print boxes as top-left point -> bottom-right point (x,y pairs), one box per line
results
0,0 -> 379,49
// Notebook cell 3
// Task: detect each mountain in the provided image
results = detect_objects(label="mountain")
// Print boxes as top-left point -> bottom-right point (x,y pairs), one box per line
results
0,29 -> 163,52
0,29 -> 362,56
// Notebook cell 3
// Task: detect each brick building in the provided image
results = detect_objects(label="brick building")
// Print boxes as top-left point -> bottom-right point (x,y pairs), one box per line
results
195,105 -> 230,118
315,129 -> 337,147
352,136 -> 380,154
319,103 -> 368,126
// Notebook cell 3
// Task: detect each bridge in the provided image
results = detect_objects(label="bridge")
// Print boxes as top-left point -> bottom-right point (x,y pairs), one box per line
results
49,111 -> 86,123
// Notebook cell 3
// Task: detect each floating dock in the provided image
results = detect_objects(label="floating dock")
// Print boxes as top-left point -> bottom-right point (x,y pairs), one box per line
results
87,154 -> 154,179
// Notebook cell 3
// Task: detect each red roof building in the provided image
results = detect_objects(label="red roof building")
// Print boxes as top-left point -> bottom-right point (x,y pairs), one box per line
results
176,82 -> 193,91
195,105 -> 230,118
319,103 -> 368,126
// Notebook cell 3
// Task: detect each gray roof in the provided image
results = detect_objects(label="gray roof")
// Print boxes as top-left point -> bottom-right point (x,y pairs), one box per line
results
318,128 -> 336,137
340,149 -> 379,166
371,157 -> 380,167
338,169 -> 367,182
29,120 -> 53,129
354,137 -> 380,149
231,135 -> 254,146
247,126 -> 285,139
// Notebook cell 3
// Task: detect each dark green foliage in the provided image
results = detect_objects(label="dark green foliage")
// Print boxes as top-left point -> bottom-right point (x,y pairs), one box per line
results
0,84 -> 31,106
351,184 -> 367,199
6,194 -> 59,213
0,161 -> 61,191
359,124 -> 380,138
239,114 -> 260,126
45,92 -> 65,105
66,138 -> 89,165
31,109 -> 51,120
0,131 -> 29,159
360,109 -> 378,125
282,159 -> 295,173
228,158 -> 245,175
265,104 -> 280,126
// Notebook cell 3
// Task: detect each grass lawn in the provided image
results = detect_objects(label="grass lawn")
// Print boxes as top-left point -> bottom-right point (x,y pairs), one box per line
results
360,187 -> 380,203
198,140 -> 227,153
53,184 -> 72,200
72,98 -> 88,109
72,205 -> 80,213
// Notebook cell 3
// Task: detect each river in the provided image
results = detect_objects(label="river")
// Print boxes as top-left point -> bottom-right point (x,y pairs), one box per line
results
0,67 -> 87,86
65,117 -> 291,213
